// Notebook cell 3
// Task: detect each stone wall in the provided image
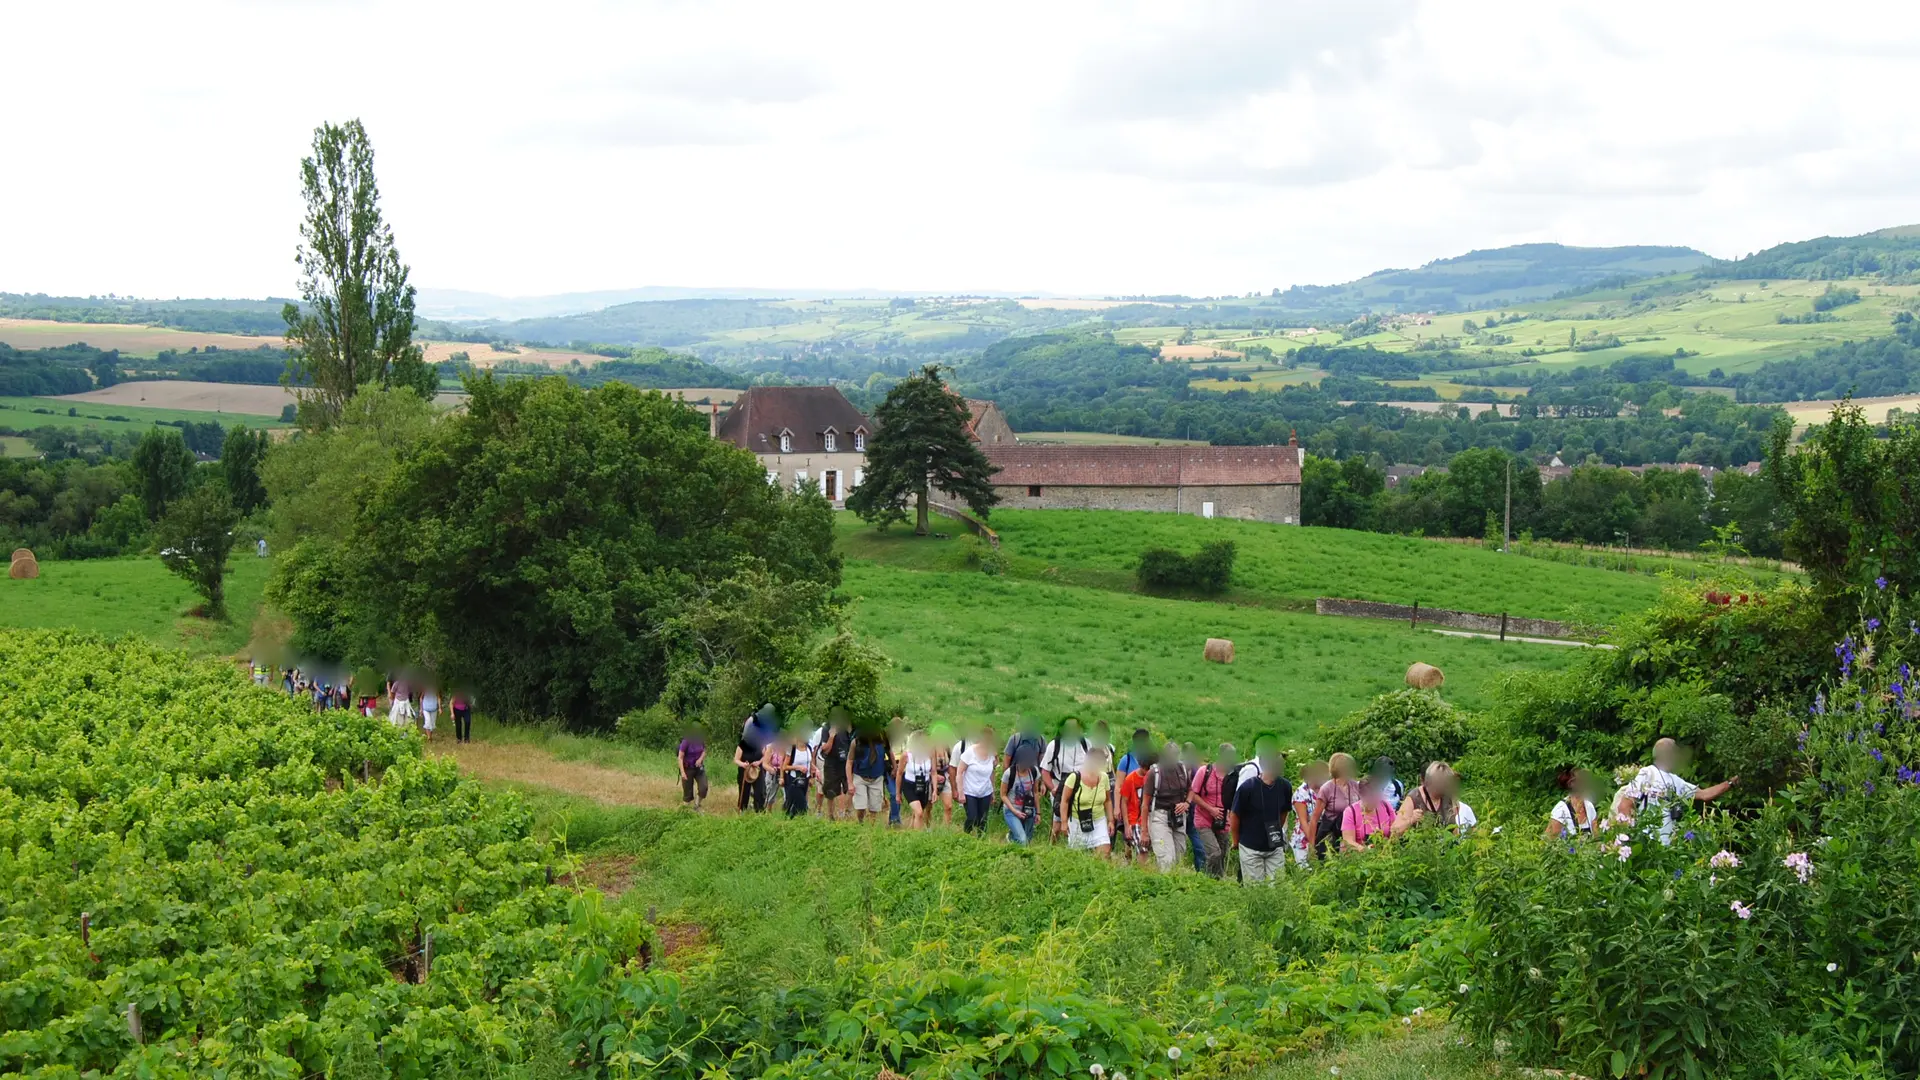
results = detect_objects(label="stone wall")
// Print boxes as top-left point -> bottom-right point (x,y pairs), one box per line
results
1314,597 -> 1573,639
990,483 -> 1300,525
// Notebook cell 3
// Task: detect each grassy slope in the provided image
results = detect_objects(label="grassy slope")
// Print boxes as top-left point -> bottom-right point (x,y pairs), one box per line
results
840,559 -> 1578,748
840,509 -> 1665,624
0,554 -> 272,656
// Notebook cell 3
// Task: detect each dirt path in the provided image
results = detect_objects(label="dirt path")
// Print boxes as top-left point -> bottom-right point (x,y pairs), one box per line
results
427,739 -> 690,808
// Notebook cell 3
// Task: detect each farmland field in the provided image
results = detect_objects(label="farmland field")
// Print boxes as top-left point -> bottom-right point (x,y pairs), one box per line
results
839,558 -> 1581,748
0,394 -> 287,432
58,380 -> 294,415
0,435 -> 32,457
0,316 -> 282,354
838,509 -> 1667,624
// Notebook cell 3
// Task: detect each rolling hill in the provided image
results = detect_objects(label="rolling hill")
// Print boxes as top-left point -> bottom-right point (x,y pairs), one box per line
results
1263,243 -> 1711,317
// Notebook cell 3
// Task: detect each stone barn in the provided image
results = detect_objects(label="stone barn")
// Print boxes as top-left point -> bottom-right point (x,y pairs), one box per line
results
964,399 -> 1017,446
983,444 -> 1303,524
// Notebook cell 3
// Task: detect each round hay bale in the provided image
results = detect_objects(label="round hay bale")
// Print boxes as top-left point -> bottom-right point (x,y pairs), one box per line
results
9,555 -> 39,580
10,548 -> 31,563
1405,662 -> 1444,690
1203,638 -> 1235,664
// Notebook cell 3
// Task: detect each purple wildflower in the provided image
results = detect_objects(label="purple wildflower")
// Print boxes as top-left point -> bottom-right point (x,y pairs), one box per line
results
1865,781 -> 1877,794
1871,748 -> 1885,762
1868,618 -> 1882,632
1876,576 -> 1889,590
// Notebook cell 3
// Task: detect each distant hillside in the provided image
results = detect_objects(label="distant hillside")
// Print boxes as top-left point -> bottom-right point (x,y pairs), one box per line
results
0,293 -> 292,336
1697,225 -> 1920,282
1267,243 -> 1710,318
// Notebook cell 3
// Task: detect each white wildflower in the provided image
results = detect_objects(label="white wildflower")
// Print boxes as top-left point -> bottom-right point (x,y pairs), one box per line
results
1167,1046 -> 1182,1061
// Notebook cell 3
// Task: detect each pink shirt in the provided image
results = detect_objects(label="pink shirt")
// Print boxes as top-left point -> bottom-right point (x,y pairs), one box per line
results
1342,802 -> 1395,844
1189,765 -> 1227,828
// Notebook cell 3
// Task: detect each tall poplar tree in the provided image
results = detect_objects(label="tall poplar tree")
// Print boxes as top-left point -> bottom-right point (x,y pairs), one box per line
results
847,365 -> 999,535
282,119 -> 437,427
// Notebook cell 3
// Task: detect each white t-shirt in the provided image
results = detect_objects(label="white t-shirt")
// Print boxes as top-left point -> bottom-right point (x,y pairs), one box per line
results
1549,798 -> 1597,838
901,751 -> 935,782
1041,738 -> 1089,780
1627,766 -> 1698,843
958,745 -> 997,798
1454,800 -> 1478,831
786,746 -> 813,774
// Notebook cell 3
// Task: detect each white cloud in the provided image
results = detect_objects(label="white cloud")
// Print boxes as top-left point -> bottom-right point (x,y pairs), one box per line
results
4,0 -> 1920,301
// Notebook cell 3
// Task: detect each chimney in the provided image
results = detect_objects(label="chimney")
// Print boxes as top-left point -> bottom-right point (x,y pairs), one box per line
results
709,401 -> 719,439
1289,428 -> 1302,468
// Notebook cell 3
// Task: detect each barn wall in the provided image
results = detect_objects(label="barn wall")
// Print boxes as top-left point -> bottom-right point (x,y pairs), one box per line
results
990,483 -> 1300,524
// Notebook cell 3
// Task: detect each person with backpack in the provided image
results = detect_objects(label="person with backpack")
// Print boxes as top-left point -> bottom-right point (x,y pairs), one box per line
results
1059,747 -> 1116,854
1227,735 -> 1293,883
847,721 -> 893,825
1000,742 -> 1043,844
1306,752 -> 1363,860
1341,776 -> 1397,851
1145,742 -> 1192,873
1117,751 -> 1150,865
734,705 -> 778,813
1613,738 -> 1738,844
1370,757 -> 1406,812
954,724 -> 998,834
1182,743 -> 1207,871
780,728 -> 814,818
819,708 -> 852,821
929,721 -> 957,827
1188,742 -> 1235,877
1041,717 -> 1090,841
898,729 -> 939,829
1546,767 -> 1602,841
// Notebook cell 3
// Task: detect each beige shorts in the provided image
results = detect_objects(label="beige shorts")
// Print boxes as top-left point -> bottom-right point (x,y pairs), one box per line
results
851,775 -> 887,811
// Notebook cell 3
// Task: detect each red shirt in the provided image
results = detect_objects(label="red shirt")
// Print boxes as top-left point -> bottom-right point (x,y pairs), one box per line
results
1119,769 -> 1148,827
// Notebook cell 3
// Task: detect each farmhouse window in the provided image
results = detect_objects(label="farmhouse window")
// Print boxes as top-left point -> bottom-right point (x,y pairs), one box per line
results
853,468 -> 865,488
779,431 -> 793,453
854,430 -> 866,452
1027,485 -> 1043,497
767,468 -> 780,485
824,430 -> 837,452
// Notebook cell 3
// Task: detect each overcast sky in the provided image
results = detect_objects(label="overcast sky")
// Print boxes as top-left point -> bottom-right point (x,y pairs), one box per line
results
8,1 -> 1920,301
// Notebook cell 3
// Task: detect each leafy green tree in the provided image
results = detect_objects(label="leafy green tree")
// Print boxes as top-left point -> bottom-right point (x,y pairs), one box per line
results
282,119 -> 435,428
336,375 -> 841,725
132,428 -> 195,521
220,426 -> 270,515
1769,403 -> 1920,600
155,484 -> 240,618
1301,454 -> 1384,529
847,364 -> 998,535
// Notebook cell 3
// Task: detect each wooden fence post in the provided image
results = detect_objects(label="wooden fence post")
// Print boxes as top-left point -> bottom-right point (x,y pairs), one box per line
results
422,931 -> 432,982
1500,612 -> 1509,642
1410,601 -> 1419,629
126,1003 -> 142,1044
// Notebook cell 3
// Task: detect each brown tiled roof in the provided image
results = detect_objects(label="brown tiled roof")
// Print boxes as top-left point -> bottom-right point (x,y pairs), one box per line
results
714,386 -> 870,454
984,445 -> 1300,487
963,398 -> 993,434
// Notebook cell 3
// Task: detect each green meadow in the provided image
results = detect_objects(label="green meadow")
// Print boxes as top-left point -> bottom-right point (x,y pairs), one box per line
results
837,508 -> 1666,625
0,554 -> 272,656
839,558 -> 1581,749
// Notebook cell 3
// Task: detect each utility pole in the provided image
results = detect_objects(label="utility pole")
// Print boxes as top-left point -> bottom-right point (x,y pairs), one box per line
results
1503,457 -> 1512,553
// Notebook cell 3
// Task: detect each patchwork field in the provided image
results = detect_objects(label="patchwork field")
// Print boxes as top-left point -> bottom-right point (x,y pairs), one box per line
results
0,317 -> 282,353
58,380 -> 294,415
840,558 -> 1579,749
0,394 -> 289,432
839,509 -> 1668,625
1780,391 -> 1920,427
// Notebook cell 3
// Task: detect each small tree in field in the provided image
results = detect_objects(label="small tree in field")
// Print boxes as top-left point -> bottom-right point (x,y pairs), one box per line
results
156,485 -> 240,618
846,365 -> 998,535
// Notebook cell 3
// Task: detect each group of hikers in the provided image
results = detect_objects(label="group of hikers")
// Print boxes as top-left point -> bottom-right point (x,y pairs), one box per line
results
256,661 -> 474,743
679,709 -> 1741,879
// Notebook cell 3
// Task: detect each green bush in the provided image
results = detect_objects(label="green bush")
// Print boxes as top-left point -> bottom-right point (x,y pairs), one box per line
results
1463,592 -> 1920,1079
1473,577 -> 1826,803
1136,540 -> 1236,593
1319,689 -> 1474,776
614,701 -> 680,749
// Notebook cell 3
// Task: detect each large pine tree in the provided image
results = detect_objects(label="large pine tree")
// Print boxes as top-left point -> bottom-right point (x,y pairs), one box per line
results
847,365 -> 999,535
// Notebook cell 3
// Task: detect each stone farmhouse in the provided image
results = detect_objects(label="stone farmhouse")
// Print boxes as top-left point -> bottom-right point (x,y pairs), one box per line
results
712,386 -> 870,506
963,398 -> 1017,446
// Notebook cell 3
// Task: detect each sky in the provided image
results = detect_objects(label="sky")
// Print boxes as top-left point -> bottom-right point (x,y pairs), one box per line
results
8,0 -> 1920,302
